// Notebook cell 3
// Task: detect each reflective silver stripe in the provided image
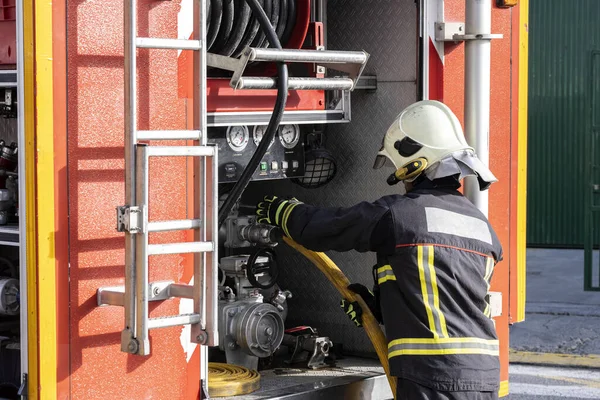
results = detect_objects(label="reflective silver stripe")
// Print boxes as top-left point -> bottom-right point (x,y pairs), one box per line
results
389,341 -> 499,352
377,265 -> 396,284
483,257 -> 494,319
388,338 -> 500,357
425,207 -> 493,245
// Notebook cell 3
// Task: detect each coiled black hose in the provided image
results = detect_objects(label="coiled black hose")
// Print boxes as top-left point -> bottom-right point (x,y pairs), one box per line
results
220,0 -> 251,56
207,0 -> 223,49
210,0 -> 234,54
232,0 -> 263,58
218,0 -> 289,227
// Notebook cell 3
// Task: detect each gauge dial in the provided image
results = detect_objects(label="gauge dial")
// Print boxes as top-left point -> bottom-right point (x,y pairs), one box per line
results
278,124 -> 300,149
226,126 -> 249,152
253,126 -> 275,149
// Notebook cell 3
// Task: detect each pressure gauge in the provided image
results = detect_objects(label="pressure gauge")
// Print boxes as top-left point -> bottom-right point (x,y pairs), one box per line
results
253,126 -> 275,149
278,124 -> 300,149
226,126 -> 249,152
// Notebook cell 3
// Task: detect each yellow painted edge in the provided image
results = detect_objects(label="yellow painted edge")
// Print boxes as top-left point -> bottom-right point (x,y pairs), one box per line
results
510,350 -> 600,369
499,380 -> 509,397
22,0 -> 38,398
516,0 -> 529,323
34,0 -> 58,397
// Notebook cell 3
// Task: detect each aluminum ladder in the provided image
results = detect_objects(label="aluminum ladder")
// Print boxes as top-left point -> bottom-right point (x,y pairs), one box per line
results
97,0 -> 218,357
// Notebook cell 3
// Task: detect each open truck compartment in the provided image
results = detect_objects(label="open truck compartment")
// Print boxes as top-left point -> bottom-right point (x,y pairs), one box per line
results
2,0 -> 528,398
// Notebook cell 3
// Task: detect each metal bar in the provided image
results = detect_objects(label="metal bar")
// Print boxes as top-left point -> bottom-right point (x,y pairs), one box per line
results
205,146 -> 219,346
146,146 -> 215,157
137,130 -> 202,141
169,284 -> 194,299
207,110 -> 348,127
463,0 -> 492,217
192,0 -> 210,347
16,0 -> 29,379
97,288 -> 125,307
235,77 -> 354,91
134,146 -> 150,355
147,241 -> 214,256
0,70 -> 17,75
148,314 -> 201,329
148,219 -> 201,232
249,48 -> 368,64
354,75 -> 378,91
122,0 -> 138,355
135,37 -> 201,50
0,83 -> 17,88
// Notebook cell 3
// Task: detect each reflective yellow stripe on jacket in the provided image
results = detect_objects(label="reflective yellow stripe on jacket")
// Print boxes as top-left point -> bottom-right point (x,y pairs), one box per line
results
417,245 -> 448,338
388,337 -> 500,358
377,265 -> 396,284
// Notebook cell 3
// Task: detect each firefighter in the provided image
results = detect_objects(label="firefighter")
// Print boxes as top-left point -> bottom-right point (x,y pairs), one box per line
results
256,100 -> 502,400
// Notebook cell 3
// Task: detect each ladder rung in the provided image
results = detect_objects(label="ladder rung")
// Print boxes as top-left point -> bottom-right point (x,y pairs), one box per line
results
235,77 -> 354,91
137,130 -> 202,141
148,219 -> 202,232
169,284 -> 194,299
145,146 -> 215,157
148,241 -> 214,256
148,313 -> 201,329
136,37 -> 201,50
248,48 -> 369,64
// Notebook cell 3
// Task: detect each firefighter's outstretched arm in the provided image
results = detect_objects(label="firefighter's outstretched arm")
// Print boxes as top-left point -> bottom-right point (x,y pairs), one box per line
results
256,195 -> 392,253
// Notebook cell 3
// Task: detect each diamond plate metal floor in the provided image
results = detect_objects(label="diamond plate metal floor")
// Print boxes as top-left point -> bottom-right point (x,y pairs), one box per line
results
213,357 -> 393,400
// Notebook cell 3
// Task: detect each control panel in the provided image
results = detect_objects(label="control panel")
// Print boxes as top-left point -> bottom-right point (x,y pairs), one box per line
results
208,125 -> 305,183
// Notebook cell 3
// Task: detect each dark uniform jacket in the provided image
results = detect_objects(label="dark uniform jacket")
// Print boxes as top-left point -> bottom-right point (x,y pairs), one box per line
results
281,180 -> 503,392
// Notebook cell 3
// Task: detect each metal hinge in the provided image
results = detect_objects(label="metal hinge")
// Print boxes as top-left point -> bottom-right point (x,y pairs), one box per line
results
18,373 -> 27,398
116,206 -> 143,233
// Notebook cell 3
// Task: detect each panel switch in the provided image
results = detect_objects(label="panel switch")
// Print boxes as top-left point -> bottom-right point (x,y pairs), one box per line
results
271,161 -> 278,171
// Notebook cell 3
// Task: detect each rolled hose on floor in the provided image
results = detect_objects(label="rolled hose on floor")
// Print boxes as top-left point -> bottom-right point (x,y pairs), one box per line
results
207,362 -> 261,397
283,236 -> 398,400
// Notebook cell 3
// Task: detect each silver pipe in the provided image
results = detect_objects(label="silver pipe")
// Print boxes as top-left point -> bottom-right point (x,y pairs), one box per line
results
146,146 -> 214,157
463,0 -> 492,216
235,77 -> 354,91
169,284 -> 194,299
135,37 -> 201,50
137,130 -> 202,141
0,83 -> 17,88
148,219 -> 201,232
16,0 -> 29,380
135,147 -> 150,355
123,0 -> 138,353
250,48 -> 368,64
0,70 -> 17,75
148,314 -> 201,329
207,147 -> 219,346
147,241 -> 213,256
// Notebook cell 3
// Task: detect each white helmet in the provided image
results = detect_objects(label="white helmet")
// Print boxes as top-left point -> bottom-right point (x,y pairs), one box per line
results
373,100 -> 497,189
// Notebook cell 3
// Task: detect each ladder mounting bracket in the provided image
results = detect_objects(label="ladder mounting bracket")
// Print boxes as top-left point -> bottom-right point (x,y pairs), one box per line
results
116,206 -> 143,233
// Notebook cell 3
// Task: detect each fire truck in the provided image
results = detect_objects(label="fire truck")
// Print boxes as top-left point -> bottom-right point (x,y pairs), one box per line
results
0,0 -> 527,398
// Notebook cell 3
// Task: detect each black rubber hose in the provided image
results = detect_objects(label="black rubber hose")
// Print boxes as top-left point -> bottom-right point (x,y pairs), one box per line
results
260,0 -> 279,48
218,0 -> 289,227
211,0 -> 234,53
250,0 -> 271,48
281,0 -> 296,47
275,0 -> 288,43
220,0 -> 251,56
232,0 -> 263,58
207,0 -> 223,50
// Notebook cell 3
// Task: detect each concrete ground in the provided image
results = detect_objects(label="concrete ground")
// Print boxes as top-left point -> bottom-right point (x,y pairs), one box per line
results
507,249 -> 600,399
509,249 -> 600,356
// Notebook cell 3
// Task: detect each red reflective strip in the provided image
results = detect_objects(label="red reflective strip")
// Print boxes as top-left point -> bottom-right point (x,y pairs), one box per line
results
395,243 -> 493,260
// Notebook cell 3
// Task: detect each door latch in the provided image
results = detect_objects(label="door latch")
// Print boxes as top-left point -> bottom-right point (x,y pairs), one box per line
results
116,206 -> 143,233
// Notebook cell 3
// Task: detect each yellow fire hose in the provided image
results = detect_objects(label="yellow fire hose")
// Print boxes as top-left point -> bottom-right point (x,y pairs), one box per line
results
208,238 -> 397,399
208,363 -> 261,397
284,237 -> 398,399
